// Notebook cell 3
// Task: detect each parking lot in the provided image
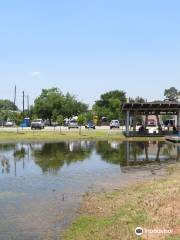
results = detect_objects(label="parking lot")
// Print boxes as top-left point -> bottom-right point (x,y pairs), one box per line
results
0,125 -> 126,132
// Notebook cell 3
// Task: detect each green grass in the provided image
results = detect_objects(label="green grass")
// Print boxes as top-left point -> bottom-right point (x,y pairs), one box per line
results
0,129 -> 165,142
0,130 -> 125,142
62,164 -> 180,240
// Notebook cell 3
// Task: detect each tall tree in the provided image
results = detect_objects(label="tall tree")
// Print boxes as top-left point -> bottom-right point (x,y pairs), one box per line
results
56,115 -> 64,133
78,114 -> 85,135
0,99 -> 18,111
164,87 -> 180,101
33,88 -> 88,124
92,90 -> 126,121
62,93 -> 87,117
34,88 -> 64,124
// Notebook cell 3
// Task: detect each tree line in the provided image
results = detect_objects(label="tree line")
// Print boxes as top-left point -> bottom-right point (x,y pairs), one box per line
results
0,86 -> 179,125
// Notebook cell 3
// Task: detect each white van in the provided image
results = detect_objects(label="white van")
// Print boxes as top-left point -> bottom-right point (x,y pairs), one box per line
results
110,120 -> 120,129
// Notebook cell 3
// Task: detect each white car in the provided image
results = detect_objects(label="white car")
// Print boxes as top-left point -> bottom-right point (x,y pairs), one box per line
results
68,119 -> 79,129
146,125 -> 159,134
4,121 -> 14,127
110,120 -> 120,129
31,119 -> 45,129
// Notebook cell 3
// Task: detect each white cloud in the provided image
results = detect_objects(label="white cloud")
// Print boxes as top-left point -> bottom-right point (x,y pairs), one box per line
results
32,71 -> 41,76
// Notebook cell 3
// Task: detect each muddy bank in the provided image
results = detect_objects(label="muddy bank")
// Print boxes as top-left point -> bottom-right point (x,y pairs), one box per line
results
63,164 -> 180,240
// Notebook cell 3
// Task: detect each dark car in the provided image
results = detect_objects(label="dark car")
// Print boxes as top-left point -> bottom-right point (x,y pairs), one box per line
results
85,121 -> 95,129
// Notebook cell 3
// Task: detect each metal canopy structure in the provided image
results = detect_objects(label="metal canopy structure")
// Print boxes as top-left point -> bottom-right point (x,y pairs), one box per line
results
122,101 -> 180,136
122,101 -> 180,114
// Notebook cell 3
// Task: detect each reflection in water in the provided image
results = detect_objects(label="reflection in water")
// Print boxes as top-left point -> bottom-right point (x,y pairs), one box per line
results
32,141 -> 94,174
96,141 -> 179,166
0,141 -> 95,176
1,157 -> 10,174
0,141 -> 179,177
0,140 -> 179,240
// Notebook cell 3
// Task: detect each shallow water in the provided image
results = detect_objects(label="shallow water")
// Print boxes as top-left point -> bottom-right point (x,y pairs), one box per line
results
0,140 -> 179,239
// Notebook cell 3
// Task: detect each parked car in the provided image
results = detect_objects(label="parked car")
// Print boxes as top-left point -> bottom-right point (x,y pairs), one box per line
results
44,119 -> 50,126
64,118 -> 69,126
100,116 -> 109,126
51,121 -> 58,127
85,121 -> 95,129
0,120 -> 5,126
147,119 -> 157,126
110,120 -> 120,129
146,124 -> 159,134
68,119 -> 79,129
4,121 -> 14,127
31,119 -> 45,129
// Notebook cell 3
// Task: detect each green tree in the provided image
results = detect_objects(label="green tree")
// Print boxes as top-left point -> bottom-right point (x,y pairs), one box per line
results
56,115 -> 64,133
85,111 -> 93,122
0,109 -> 21,125
128,96 -> 146,124
164,87 -> 180,101
129,96 -> 146,103
0,99 -> 18,111
33,88 -> 88,124
77,114 -> 85,135
0,110 -> 7,121
13,112 -> 23,126
92,90 -> 126,121
33,88 -> 64,124
0,99 -> 18,125
62,93 -> 88,117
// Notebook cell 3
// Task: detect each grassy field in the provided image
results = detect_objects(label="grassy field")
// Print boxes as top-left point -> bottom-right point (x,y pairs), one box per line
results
0,129 -> 165,142
63,164 -> 180,240
0,130 -> 124,142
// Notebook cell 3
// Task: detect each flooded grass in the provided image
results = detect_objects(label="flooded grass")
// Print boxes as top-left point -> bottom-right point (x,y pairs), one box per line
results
63,164 -> 180,240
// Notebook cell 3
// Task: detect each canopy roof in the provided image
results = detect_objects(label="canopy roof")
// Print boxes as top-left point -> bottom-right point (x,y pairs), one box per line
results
122,101 -> 180,115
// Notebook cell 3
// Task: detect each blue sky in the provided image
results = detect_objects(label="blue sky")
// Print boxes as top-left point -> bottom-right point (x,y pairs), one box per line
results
0,0 -> 180,109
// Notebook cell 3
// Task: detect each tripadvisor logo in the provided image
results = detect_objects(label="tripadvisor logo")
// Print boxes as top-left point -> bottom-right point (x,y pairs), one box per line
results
135,227 -> 143,236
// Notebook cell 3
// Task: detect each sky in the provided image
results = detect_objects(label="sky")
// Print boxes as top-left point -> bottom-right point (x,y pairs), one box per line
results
0,0 -> 180,109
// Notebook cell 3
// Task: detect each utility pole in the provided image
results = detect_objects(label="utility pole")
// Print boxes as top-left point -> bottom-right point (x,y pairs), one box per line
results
14,85 -> 16,110
22,91 -> 25,117
27,95 -> 30,116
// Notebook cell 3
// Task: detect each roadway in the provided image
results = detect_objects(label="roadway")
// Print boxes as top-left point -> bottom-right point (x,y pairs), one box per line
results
0,126 -> 126,132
